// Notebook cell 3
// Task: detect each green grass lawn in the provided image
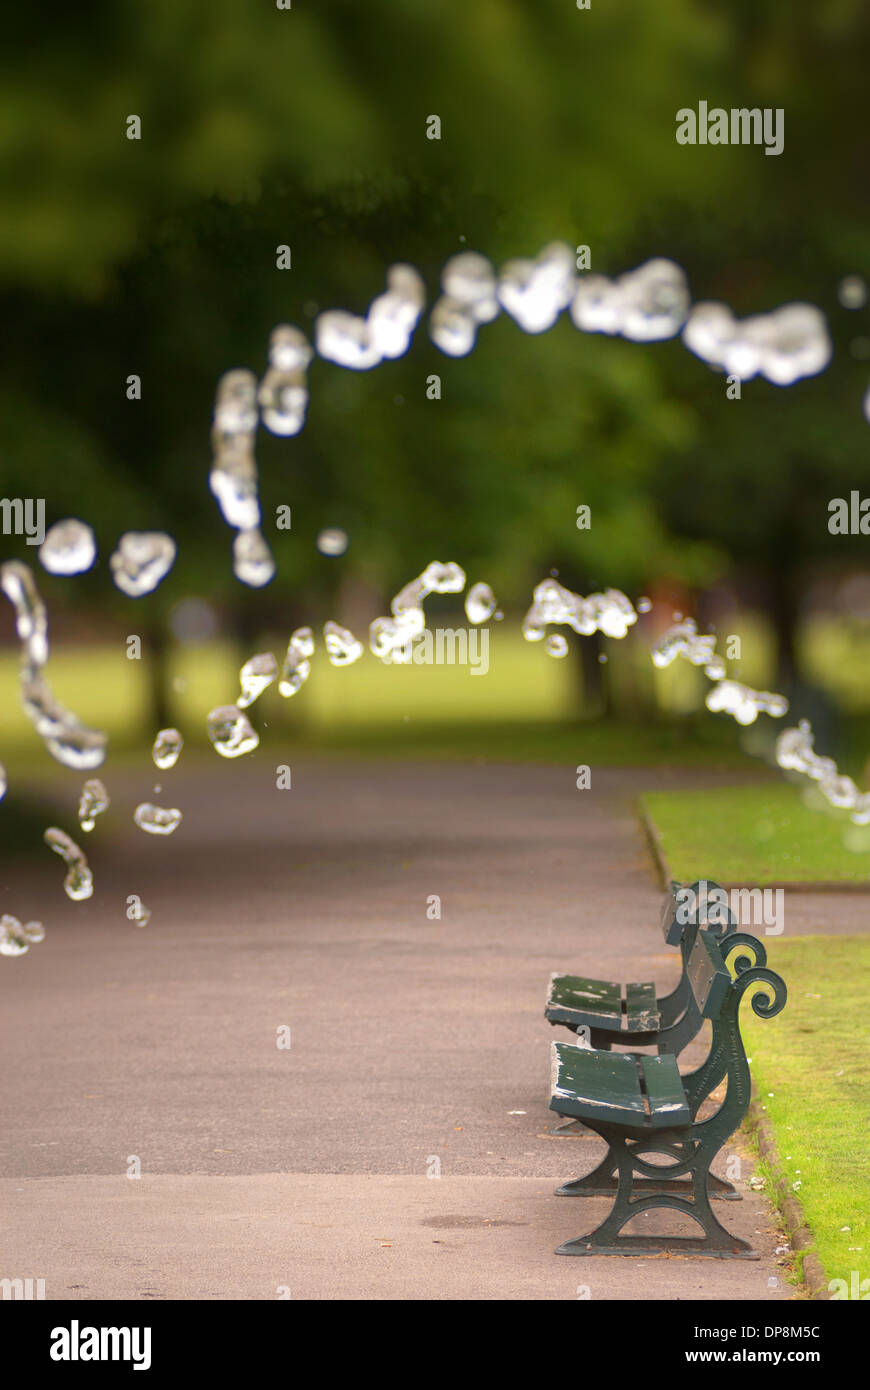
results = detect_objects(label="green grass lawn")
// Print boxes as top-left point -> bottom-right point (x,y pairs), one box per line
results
0,636 -> 763,776
641,782 -> 870,884
742,935 -> 869,1293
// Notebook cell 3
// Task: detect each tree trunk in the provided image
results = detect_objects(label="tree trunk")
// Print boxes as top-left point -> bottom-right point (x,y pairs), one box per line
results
145,619 -> 172,733
575,626 -> 611,717
768,563 -> 798,686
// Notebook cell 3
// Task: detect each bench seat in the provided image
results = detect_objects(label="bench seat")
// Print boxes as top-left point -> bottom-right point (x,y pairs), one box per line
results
547,972 -> 662,1033
550,1042 -> 689,1130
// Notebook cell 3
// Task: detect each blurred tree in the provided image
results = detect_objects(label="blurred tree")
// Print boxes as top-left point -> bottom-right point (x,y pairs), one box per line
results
1,0 -> 869,720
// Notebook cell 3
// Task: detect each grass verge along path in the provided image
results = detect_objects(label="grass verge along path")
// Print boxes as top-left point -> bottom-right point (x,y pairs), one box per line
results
742,935 -> 869,1292
641,783 -> 870,884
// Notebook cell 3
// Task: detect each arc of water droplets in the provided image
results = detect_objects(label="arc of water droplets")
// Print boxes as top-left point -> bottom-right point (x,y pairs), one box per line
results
1,560 -> 107,774
207,242 -> 835,599
44,827 -> 94,901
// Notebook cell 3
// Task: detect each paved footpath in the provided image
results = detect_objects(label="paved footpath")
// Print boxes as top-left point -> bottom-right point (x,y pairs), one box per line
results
0,759 -> 828,1300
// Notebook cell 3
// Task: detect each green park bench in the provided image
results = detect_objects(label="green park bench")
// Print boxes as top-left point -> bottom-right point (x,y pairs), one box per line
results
548,926 -> 787,1258
545,878 -> 763,1056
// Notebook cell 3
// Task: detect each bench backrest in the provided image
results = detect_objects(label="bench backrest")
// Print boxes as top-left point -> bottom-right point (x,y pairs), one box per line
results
680,926 -> 787,1130
661,879 -> 738,948
687,929 -> 732,1019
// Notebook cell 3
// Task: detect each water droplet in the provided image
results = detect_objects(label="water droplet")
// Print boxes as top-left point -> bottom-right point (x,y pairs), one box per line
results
1,560 -> 48,666
370,562 -> 467,661
152,727 -> 183,770
618,258 -> 690,342
0,914 -> 32,957
237,653 -> 278,708
465,582 -> 497,625
259,326 -> 312,436
134,802 -> 183,836
324,621 -> 363,666
429,297 -> 478,356
44,826 -> 94,900
706,680 -> 788,727
279,627 -> 315,697
838,275 -> 867,310
498,242 -> 575,334
110,531 -> 176,598
522,579 -> 636,645
38,519 -> 97,576
232,528 -> 275,587
570,273 -> 623,336
207,705 -> 259,758
316,528 -> 349,557
545,633 -> 568,658
78,778 -> 109,832
637,597 -> 652,614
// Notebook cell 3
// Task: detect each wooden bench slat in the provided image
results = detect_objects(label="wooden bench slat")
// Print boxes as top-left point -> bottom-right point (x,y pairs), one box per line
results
640,1055 -> 691,1128
546,973 -> 623,1029
624,981 -> 661,1032
550,1044 -> 648,1128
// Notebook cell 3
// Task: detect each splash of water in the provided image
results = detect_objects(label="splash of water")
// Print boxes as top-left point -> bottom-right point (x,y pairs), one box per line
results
705,678 -> 788,726
78,777 -> 109,832
258,326 -> 312,436
2,562 -> 108,770
324,621 -> 364,666
316,263 -> 425,370
110,531 -> 176,597
209,369 -> 275,587
683,301 -> 831,385
44,826 -> 94,900
210,369 -> 261,529
39,519 -> 97,576
317,528 -> 349,556
152,727 -> 183,770
521,578 -> 637,643
0,915 -> 44,957
237,652 -> 278,708
571,258 -> 690,342
1,559 -> 48,666
233,528 -> 275,588
134,802 -> 183,835
465,581 -> 497,624
775,719 -> 870,822
651,618 -> 725,679
498,241 -> 576,335
370,561 -> 467,660
207,705 -> 260,757
430,252 -> 499,356
279,626 -> 315,696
